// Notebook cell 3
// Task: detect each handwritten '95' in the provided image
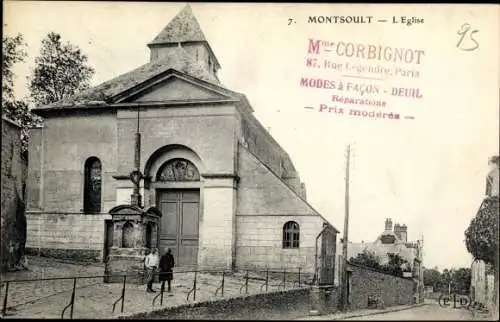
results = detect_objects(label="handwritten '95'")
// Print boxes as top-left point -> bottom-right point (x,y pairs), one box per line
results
457,23 -> 479,51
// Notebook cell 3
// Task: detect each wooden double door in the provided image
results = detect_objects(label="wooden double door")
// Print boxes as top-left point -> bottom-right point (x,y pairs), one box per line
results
157,189 -> 200,267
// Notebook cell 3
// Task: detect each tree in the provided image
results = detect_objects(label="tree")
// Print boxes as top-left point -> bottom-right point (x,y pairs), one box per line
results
2,34 -> 26,103
465,196 -> 499,314
349,250 -> 411,278
451,268 -> 471,295
2,33 -> 40,153
465,197 -> 499,267
382,253 -> 407,277
350,249 -> 381,270
423,268 -> 441,290
438,268 -> 454,293
28,32 -> 95,106
423,267 -> 471,295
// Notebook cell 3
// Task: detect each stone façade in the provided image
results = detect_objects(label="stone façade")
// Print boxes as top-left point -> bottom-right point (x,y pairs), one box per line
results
25,5 -> 339,275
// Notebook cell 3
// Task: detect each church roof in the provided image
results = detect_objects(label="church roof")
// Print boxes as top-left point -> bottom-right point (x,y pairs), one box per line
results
35,5 -> 227,110
149,4 -> 206,45
42,46 -> 225,108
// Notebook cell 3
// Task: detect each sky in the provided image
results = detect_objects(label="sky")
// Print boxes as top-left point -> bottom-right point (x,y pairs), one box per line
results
4,1 -> 499,270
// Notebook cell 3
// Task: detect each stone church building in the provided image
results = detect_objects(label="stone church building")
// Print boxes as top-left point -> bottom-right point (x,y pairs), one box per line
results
25,5 -> 339,274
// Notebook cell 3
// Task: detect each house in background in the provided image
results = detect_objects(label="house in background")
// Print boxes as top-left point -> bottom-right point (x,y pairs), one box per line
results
24,4 -> 339,276
470,155 -> 499,312
336,218 -> 425,303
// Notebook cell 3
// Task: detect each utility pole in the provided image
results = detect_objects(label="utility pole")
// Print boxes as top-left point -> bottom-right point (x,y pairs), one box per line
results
340,144 -> 351,311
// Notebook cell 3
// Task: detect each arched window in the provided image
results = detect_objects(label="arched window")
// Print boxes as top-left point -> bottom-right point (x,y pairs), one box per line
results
84,157 -> 102,213
122,221 -> 134,248
283,221 -> 300,248
157,158 -> 200,182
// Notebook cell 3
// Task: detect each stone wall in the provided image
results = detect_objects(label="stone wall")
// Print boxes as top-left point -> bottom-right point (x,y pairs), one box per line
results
235,145 -> 328,274
471,260 -> 496,310
236,215 -> 323,274
1,117 -> 27,272
25,212 -> 111,261
197,183 -> 236,270
347,262 -> 415,310
24,82 -> 337,273
116,104 -> 236,177
310,286 -> 340,314
118,104 -> 239,270
27,112 -> 118,213
120,288 -> 311,320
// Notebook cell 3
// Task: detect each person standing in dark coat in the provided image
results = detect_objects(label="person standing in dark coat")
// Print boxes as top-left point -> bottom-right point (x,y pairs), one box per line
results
159,248 -> 175,293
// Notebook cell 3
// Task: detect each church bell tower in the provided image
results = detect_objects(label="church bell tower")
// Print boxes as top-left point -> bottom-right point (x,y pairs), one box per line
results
147,4 -> 221,81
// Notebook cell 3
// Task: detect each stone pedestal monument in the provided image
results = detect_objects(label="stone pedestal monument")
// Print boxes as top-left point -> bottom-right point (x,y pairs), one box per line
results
104,204 -> 162,283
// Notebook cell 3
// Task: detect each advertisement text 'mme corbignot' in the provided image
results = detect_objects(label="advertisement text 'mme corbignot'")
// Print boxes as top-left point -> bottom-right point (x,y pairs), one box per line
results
308,39 -> 425,65
301,38 -> 426,121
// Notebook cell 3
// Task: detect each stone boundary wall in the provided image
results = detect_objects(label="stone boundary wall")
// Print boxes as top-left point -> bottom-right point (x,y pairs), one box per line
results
348,262 -> 415,310
119,288 -> 311,320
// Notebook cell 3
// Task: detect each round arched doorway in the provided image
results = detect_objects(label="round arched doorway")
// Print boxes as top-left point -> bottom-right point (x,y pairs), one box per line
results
154,158 -> 201,267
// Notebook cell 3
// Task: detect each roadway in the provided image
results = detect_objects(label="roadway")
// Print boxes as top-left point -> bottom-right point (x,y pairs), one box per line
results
343,301 -> 490,320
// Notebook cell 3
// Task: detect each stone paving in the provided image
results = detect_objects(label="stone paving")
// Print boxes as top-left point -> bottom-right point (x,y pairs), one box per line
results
0,256 -> 307,319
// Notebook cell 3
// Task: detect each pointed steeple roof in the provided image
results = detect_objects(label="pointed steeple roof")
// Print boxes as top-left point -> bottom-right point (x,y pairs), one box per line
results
149,4 -> 207,45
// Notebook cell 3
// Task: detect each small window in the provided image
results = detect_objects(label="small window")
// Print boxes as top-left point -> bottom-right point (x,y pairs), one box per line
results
283,221 -> 300,248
